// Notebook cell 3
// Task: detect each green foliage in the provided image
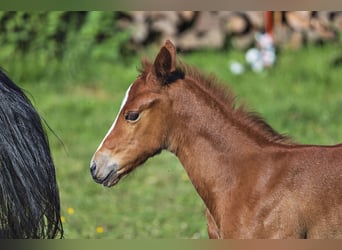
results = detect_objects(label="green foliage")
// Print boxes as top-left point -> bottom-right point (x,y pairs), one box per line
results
0,11 -> 131,81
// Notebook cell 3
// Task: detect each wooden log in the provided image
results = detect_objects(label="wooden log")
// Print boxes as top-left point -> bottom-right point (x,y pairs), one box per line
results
332,12 -> 342,31
175,12 -> 225,50
150,11 -> 179,40
308,17 -> 336,42
273,23 -> 292,47
224,12 -> 249,35
286,11 -> 312,31
217,11 -> 233,20
288,31 -> 305,49
176,28 -> 225,50
230,31 -> 255,50
245,11 -> 264,30
129,11 -> 149,44
193,11 -> 220,33
178,11 -> 196,22
316,11 -> 332,27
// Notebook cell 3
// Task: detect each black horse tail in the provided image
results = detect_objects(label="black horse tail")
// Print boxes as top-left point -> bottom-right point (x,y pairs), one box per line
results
0,69 -> 63,238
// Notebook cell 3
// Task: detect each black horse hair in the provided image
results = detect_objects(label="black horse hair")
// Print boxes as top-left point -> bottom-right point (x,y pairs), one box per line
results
0,69 -> 63,238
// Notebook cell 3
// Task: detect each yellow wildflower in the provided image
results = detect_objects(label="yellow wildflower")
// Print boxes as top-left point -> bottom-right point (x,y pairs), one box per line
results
67,207 -> 75,215
96,226 -> 104,234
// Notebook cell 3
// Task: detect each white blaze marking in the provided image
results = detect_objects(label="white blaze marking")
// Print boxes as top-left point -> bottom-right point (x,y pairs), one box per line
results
95,83 -> 133,152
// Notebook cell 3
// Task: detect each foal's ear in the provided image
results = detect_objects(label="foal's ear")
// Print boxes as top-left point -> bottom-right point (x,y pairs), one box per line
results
153,40 -> 177,82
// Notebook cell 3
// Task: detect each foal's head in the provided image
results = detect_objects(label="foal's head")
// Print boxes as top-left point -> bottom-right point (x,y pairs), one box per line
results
91,40 -> 182,187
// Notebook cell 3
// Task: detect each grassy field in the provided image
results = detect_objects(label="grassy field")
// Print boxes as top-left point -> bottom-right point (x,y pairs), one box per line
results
3,43 -> 342,238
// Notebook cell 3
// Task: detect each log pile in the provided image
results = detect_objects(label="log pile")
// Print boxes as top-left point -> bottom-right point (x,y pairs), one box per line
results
118,11 -> 342,50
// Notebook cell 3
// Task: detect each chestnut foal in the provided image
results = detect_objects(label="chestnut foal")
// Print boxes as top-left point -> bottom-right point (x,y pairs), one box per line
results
91,40 -> 342,238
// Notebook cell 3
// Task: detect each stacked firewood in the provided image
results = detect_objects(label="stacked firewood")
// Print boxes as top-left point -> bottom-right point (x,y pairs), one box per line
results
118,11 -> 342,50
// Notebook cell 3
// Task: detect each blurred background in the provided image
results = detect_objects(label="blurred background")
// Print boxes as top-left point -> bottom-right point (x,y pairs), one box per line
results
0,11 -> 341,238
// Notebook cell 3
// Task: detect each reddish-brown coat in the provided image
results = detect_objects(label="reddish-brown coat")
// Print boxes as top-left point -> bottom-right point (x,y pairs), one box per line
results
91,40 -> 342,238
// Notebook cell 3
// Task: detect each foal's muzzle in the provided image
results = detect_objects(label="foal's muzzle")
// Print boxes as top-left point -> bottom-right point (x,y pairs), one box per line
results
90,158 -> 124,187
90,160 -> 103,184
90,161 -> 97,178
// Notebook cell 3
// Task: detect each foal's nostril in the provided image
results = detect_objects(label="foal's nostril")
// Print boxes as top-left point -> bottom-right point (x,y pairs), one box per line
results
90,161 -> 97,177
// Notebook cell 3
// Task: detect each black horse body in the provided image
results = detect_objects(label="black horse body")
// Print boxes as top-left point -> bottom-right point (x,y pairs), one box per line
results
0,70 -> 63,238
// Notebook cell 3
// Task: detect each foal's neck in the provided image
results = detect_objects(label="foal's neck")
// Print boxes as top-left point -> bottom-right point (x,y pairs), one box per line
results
166,77 -> 269,214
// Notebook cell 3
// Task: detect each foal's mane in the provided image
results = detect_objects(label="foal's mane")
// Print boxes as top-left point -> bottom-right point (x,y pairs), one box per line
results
140,58 -> 291,145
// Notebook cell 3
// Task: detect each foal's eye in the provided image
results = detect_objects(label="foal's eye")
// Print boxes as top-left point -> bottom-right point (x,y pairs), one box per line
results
125,111 -> 140,122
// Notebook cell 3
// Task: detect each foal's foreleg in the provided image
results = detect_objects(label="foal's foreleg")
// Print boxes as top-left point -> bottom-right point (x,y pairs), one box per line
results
205,208 -> 221,239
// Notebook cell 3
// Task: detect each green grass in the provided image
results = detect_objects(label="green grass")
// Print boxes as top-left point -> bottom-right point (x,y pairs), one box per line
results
3,43 -> 342,238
